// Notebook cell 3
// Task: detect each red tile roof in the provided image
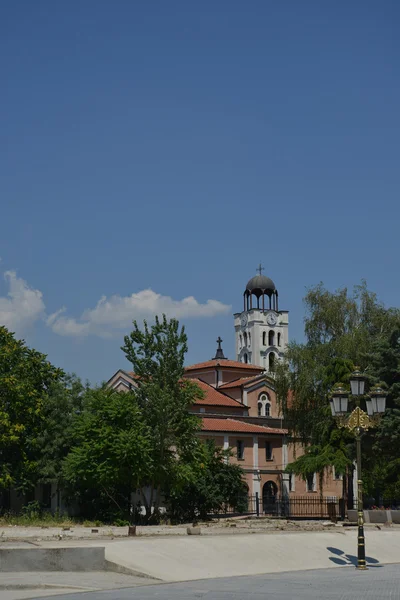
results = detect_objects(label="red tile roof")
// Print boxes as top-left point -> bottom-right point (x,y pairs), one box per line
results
124,371 -> 139,380
114,372 -> 245,408
219,375 -> 263,389
185,359 -> 264,372
191,379 -> 245,408
106,370 -> 139,386
201,418 -> 287,434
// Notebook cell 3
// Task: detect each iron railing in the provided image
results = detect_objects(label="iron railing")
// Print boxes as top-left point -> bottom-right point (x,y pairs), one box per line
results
207,493 -> 260,517
262,495 -> 340,520
208,494 -> 341,520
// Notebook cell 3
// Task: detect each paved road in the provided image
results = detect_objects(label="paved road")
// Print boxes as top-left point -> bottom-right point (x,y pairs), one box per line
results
31,564 -> 400,600
0,572 -> 155,600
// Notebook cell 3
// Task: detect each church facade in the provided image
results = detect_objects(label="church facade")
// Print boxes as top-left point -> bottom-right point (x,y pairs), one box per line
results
108,268 -> 343,510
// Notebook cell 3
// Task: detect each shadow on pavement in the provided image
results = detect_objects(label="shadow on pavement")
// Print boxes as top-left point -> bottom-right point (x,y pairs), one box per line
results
327,546 -> 382,567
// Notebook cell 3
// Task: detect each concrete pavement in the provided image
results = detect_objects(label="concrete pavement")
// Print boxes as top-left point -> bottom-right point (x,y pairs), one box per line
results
104,528 -> 400,580
2,529 -> 400,581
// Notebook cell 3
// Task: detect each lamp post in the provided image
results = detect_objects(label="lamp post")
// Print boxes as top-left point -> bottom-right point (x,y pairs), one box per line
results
329,369 -> 387,570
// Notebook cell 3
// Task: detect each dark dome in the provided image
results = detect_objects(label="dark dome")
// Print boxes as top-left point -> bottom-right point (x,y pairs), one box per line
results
246,274 -> 276,294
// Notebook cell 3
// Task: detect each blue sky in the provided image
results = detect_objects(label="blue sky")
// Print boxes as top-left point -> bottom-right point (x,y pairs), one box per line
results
1,1 -> 399,384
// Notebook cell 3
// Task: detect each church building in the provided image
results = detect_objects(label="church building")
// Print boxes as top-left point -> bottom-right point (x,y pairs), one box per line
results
108,268 -> 342,510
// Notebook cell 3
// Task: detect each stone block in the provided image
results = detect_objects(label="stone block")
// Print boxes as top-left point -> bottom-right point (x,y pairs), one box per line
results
187,527 -> 201,535
347,510 -> 357,522
368,510 -> 388,524
0,547 -> 105,572
390,510 -> 400,524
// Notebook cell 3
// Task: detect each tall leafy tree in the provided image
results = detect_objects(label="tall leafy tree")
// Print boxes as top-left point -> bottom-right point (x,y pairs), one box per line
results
0,326 -> 63,500
121,315 -> 203,521
165,441 -> 248,523
36,374 -> 86,488
275,282 -> 400,502
363,327 -> 400,499
63,386 -> 152,522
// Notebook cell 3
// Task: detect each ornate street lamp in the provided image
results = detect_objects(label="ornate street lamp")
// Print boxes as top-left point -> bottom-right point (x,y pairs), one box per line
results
330,386 -> 348,416
367,386 -> 387,416
330,369 -> 387,570
350,368 -> 366,397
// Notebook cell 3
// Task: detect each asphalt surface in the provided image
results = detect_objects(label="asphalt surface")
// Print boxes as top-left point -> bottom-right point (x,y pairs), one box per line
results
30,564 -> 400,600
0,571 -> 155,600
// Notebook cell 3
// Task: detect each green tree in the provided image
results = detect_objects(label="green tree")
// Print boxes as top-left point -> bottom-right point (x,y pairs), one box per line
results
62,386 -> 152,522
363,327 -> 400,499
121,315 -> 202,521
0,326 -> 63,500
36,374 -> 86,488
275,282 -> 400,502
165,441 -> 248,522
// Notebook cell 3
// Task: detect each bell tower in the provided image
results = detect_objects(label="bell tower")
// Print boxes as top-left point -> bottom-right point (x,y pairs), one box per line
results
233,265 -> 289,371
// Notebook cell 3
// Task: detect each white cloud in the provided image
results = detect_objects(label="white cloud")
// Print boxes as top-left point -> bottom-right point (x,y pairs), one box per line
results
0,268 -> 230,339
0,271 -> 45,335
46,308 -> 91,337
47,289 -> 231,338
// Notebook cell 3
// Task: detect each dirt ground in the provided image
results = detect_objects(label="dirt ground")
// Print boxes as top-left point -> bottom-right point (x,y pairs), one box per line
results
1,516 -> 393,542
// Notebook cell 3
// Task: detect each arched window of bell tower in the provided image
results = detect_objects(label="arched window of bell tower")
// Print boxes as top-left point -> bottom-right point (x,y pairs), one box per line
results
243,353 -> 248,364
277,332 -> 281,346
262,331 -> 266,346
243,332 -> 248,346
268,330 -> 275,346
269,352 -> 275,371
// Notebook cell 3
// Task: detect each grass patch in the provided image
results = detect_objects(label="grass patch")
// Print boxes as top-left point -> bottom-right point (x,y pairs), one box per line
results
0,513 -> 77,527
0,502 -> 103,528
0,513 -> 104,528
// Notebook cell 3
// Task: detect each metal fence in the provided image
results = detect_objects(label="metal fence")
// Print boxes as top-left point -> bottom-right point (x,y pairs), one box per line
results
262,495 -> 340,520
208,494 -> 341,520
206,494 -> 259,517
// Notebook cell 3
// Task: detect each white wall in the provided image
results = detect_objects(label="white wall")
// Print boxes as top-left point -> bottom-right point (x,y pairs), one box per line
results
234,309 -> 289,368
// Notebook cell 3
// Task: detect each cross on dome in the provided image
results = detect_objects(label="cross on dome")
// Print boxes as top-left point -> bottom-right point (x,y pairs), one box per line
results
257,263 -> 265,276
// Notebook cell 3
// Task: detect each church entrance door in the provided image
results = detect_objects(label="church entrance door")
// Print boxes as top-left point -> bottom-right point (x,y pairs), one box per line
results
262,480 -> 278,514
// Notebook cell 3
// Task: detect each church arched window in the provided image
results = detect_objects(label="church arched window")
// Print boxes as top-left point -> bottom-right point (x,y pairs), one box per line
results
268,330 -> 275,346
269,352 -> 275,371
249,332 -> 251,345
277,332 -> 281,346
243,332 -> 247,346
258,393 -> 271,417
243,353 -> 248,364
262,331 -> 266,346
